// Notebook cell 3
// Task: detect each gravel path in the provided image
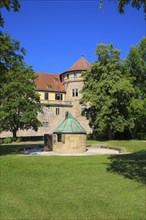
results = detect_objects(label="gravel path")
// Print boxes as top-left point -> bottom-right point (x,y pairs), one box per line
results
22,147 -> 122,156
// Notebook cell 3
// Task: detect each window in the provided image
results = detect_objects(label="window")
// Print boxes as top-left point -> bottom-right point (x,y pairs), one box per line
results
72,89 -> 75,97
53,134 -> 65,143
48,85 -> 51,89
57,134 -> 62,142
44,92 -> 48,100
67,74 -> 69,79
74,72 -> 77,78
54,78 -> 58,82
42,122 -> 49,127
56,108 -> 60,115
72,88 -> 78,97
55,93 -> 63,100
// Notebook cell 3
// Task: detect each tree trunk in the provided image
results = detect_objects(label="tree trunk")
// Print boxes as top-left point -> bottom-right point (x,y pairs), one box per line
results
108,128 -> 112,140
12,129 -> 17,139
129,128 -> 136,139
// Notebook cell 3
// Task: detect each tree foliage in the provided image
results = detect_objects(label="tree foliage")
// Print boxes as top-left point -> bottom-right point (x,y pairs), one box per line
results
0,1 -> 43,138
0,0 -> 20,26
0,63 -> 42,138
118,0 -> 146,13
0,32 -> 26,84
80,44 -> 136,139
81,40 -> 146,139
124,37 -> 146,137
125,37 -> 146,98
0,33 -> 42,138
99,0 -> 146,14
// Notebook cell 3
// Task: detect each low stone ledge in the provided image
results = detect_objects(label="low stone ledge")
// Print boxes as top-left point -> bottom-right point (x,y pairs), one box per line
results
87,145 -> 124,153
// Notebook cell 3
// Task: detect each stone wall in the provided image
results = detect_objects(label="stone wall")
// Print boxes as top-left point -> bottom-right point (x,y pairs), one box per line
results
53,133 -> 86,153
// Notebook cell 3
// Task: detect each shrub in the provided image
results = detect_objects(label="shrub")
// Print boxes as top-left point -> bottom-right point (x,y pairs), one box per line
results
137,133 -> 146,140
15,137 -> 22,143
3,138 -> 13,144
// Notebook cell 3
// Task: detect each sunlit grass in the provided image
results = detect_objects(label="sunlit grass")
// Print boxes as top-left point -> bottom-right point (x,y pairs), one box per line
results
0,140 -> 146,219
87,140 -> 146,152
0,155 -> 146,220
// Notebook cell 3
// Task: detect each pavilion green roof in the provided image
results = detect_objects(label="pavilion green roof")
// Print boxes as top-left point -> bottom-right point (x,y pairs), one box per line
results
53,112 -> 86,134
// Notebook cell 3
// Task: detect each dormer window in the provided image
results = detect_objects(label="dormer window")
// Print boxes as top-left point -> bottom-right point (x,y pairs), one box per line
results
74,72 -> 77,78
54,78 -> 58,82
48,85 -> 51,89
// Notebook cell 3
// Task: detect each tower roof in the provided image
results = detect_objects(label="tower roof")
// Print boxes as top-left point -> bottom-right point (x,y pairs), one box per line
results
53,112 -> 86,134
66,57 -> 91,72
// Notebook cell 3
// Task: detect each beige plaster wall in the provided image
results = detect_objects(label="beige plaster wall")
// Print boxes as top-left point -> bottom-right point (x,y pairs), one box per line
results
38,91 -> 65,101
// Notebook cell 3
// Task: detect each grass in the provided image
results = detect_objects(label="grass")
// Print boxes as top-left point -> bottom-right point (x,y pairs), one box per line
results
0,140 -> 146,220
87,140 -> 146,152
0,141 -> 43,156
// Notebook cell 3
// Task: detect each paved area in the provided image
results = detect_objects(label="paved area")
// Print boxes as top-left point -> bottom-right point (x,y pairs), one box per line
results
22,147 -> 122,156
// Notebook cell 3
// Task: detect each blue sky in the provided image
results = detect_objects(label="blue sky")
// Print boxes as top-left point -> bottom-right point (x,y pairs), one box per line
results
2,0 -> 145,73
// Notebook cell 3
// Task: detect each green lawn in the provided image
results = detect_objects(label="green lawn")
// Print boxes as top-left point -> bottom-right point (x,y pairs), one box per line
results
0,141 -> 146,220
87,140 -> 146,152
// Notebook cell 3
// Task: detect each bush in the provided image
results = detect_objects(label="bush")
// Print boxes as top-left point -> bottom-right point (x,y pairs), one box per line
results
137,133 -> 146,140
15,137 -> 22,143
3,138 -> 13,144
0,139 -> 3,144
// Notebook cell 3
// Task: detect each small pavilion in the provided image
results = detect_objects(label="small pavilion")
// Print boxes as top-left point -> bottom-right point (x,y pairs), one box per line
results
53,112 -> 87,153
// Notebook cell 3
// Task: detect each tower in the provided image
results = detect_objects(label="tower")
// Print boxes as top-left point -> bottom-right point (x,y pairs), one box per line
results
60,56 -> 91,133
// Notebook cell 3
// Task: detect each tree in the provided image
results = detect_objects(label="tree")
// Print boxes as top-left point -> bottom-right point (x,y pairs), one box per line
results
125,37 -> 146,99
124,37 -> 146,137
126,98 -> 146,138
117,0 -> 146,13
99,0 -> 146,14
0,63 -> 42,138
0,2 -> 42,138
80,44 -> 135,140
0,0 -> 20,27
0,32 -> 26,83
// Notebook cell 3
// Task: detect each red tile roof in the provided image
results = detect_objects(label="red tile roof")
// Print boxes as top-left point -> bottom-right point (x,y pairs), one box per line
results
35,72 -> 65,92
66,57 -> 91,72
35,57 -> 91,92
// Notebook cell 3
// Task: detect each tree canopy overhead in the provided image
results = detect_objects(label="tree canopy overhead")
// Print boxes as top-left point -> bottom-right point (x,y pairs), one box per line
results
118,0 -> 146,13
99,0 -> 146,14
0,0 -> 20,27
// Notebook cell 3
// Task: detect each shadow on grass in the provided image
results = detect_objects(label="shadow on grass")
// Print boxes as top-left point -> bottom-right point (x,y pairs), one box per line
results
107,150 -> 146,184
0,143 -> 43,156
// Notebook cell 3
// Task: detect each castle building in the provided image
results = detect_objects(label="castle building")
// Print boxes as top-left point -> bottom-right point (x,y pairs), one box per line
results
0,57 -> 92,138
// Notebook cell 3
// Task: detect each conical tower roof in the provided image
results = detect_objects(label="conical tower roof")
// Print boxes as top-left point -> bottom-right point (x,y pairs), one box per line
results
53,112 -> 86,134
67,56 -> 91,72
